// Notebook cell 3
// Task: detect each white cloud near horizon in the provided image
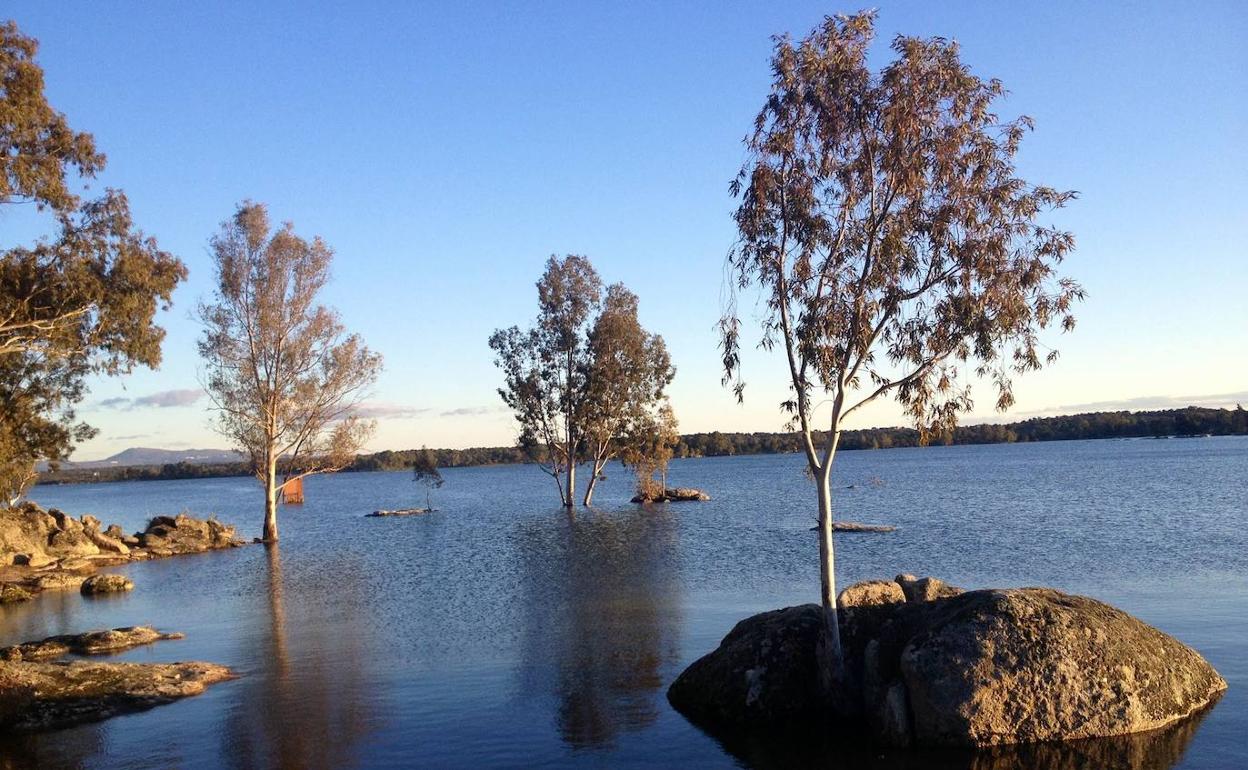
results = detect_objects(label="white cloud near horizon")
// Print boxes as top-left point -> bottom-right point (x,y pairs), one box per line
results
351,402 -> 430,419
1003,391 -> 1248,420
97,388 -> 204,410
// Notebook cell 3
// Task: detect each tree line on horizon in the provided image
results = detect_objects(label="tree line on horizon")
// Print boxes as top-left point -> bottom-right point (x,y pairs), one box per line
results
36,405 -> 1247,486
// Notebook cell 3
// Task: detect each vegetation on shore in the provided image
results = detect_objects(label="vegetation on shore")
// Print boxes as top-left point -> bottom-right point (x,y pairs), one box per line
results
34,405 -> 1246,486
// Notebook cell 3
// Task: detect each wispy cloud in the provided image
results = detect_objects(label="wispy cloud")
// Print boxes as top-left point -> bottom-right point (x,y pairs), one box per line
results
98,388 -> 204,410
352,402 -> 429,419
1014,391 -> 1248,418
439,405 -> 506,418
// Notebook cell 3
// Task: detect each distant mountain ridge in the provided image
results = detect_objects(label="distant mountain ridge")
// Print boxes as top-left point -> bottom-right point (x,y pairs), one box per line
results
70,447 -> 246,468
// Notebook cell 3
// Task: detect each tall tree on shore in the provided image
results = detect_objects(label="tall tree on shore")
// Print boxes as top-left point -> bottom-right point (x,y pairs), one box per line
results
581,285 -> 675,505
490,255 -> 602,507
0,21 -> 185,502
720,12 -> 1081,695
199,203 -> 381,542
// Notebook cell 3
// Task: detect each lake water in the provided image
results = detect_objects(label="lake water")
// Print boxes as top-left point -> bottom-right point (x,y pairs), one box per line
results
2,437 -> 1245,769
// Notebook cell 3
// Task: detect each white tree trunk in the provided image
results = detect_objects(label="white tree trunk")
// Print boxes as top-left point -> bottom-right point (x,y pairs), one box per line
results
263,455 -> 280,543
564,455 -> 576,508
816,440 -> 846,704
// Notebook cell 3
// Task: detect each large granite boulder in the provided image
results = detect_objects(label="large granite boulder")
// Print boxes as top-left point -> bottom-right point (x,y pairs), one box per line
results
896,588 -> 1226,746
668,604 -> 826,726
668,577 -> 1227,749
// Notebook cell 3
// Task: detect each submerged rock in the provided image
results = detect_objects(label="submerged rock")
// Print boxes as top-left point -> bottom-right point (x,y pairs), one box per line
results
632,487 -> 711,503
1,626 -> 184,661
0,626 -> 228,732
0,584 -> 32,604
80,574 -> 134,595
809,521 -> 898,533
667,576 -> 1227,749
0,659 -> 233,732
366,507 -> 434,517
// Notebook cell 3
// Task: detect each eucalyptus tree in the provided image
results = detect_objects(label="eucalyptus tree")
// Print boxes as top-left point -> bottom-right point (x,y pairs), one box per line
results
199,203 -> 381,542
489,255 -> 602,506
581,284 -> 674,505
721,12 -> 1082,689
411,446 -> 444,509
0,21 -> 185,500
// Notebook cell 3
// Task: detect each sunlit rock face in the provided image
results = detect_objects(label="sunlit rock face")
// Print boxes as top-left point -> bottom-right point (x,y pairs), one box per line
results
668,577 -> 1227,749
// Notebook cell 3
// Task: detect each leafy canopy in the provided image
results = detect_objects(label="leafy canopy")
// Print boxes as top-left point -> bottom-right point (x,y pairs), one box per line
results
721,11 -> 1082,462
0,20 -> 185,501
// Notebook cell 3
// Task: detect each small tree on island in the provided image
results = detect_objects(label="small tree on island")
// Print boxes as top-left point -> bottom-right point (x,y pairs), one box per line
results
0,21 -> 186,503
621,401 -> 680,503
720,12 -> 1082,692
411,446 -> 443,510
198,203 -> 382,542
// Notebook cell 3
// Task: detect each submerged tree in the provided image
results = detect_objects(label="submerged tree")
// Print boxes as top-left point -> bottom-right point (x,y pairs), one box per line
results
721,12 -> 1081,693
490,257 -> 676,506
490,255 -> 601,507
411,446 -> 444,510
0,21 -> 185,500
580,285 -> 675,505
199,203 -> 382,542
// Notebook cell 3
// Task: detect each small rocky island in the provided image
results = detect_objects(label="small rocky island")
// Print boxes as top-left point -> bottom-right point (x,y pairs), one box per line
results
632,487 -> 710,503
0,626 -> 233,731
366,507 -> 434,517
0,503 -> 245,602
668,574 -> 1226,748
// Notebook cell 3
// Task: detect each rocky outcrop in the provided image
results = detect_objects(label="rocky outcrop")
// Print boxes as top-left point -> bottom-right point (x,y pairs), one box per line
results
1,626 -> 184,661
137,513 -> 240,554
632,487 -> 711,503
0,504 -> 245,602
80,574 -> 134,595
668,576 -> 1227,749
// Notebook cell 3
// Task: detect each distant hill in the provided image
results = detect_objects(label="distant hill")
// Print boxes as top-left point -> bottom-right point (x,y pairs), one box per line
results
69,447 -> 246,468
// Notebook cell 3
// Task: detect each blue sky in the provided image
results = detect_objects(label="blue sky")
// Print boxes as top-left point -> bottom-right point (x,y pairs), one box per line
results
5,1 -> 1245,459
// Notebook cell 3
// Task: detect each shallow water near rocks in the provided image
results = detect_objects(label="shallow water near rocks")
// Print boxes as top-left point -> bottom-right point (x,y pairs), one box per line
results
2,437 -> 1245,768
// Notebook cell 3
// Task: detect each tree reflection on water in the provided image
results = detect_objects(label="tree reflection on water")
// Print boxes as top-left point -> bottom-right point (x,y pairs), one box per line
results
219,545 -> 377,770
516,506 -> 684,750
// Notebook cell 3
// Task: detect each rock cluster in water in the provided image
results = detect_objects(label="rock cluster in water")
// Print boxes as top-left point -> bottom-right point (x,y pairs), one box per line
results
0,504 -> 245,600
632,487 -> 710,503
0,626 -> 232,731
667,574 -> 1226,748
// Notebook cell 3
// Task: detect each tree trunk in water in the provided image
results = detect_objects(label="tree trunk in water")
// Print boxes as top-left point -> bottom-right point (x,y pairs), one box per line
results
564,455 -> 576,508
582,461 -> 603,506
263,457 -> 280,543
816,457 -> 846,707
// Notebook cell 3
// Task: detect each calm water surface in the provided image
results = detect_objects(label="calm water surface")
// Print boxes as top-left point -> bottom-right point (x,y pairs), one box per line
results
2,437 -> 1245,768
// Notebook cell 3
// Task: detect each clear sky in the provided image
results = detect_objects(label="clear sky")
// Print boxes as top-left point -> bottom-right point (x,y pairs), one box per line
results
5,1 -> 1246,460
